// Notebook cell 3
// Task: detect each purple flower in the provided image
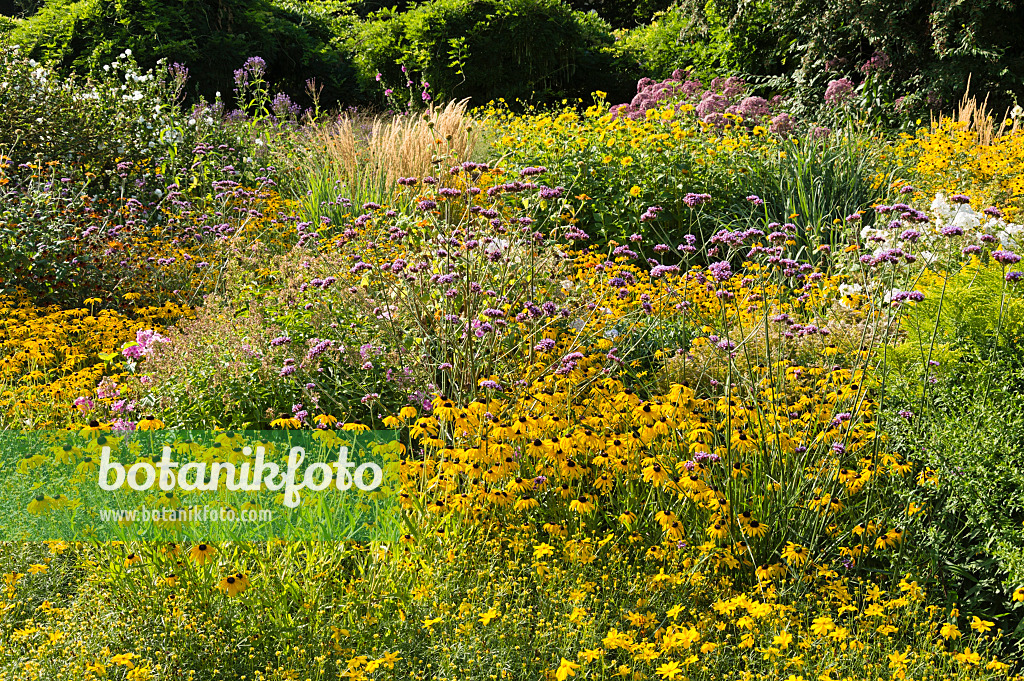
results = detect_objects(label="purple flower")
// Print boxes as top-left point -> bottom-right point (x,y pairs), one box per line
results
534,338 -> 556,352
417,199 -> 437,211
683,193 -> 711,208
708,260 -> 732,282
769,113 -> 794,135
824,78 -> 854,106
992,250 -> 1021,265
950,194 -> 971,204
1006,271 -> 1024,282
983,206 -> 1003,218
746,195 -> 763,206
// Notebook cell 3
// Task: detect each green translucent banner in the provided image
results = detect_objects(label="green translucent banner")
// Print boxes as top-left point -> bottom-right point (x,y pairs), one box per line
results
0,429 -> 402,542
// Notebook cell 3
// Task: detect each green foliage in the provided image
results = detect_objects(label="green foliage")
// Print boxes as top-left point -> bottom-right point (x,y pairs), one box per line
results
886,376 -> 1024,643
564,0 -> 674,29
892,258 -> 1024,382
613,0 -> 787,82
679,0 -> 1024,122
8,0 -> 362,107
349,0 -> 638,108
883,257 -> 1024,643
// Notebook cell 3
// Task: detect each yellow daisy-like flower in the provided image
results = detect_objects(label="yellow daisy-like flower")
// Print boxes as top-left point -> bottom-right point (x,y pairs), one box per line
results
78,419 -> 110,436
218,573 -> 249,597
27,494 -> 52,515
270,417 -> 302,429
744,519 -> 768,538
188,543 -> 216,565
136,415 -> 165,431
312,413 -> 338,427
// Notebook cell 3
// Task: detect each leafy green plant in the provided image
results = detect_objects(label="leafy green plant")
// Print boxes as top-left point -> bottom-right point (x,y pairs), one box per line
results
348,0 -> 638,108
8,0 -> 362,108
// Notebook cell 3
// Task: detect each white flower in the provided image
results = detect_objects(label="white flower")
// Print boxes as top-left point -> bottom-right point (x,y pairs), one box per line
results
951,205 -> 979,230
838,282 -> 863,297
569,318 -> 586,331
1012,105 -> 1023,119
930,193 -> 951,220
603,328 -> 620,339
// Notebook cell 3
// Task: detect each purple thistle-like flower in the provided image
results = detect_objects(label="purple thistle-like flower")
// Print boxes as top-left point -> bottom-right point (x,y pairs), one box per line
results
708,260 -> 732,282
950,194 -> 971,204
417,199 -> 437,211
683,193 -> 711,208
1006,271 -> 1024,282
983,206 -> 1004,218
992,250 -> 1022,265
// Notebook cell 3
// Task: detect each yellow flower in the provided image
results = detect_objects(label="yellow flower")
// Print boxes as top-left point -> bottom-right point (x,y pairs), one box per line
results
655,661 -> 682,679
188,543 -> 216,565
940,622 -> 961,640
970,616 -> 994,633
773,631 -> 793,649
781,542 -> 809,567
110,652 -> 137,669
27,494 -> 52,515
555,657 -> 579,681
479,608 -> 499,625
136,415 -> 164,431
628,185 -> 642,197
218,573 -> 248,597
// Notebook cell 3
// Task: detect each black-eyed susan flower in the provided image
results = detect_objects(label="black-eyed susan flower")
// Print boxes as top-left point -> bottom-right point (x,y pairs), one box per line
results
744,520 -> 768,538
27,493 -> 52,515
189,543 -> 216,565
782,542 -> 809,567
79,419 -> 110,436
136,415 -> 164,431
218,573 -> 248,597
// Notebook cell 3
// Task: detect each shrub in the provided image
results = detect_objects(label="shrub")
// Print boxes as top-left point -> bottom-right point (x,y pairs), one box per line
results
673,0 -> 1024,123
564,0 -> 674,29
612,0 -> 787,83
349,0 -> 638,108
7,0 -> 361,108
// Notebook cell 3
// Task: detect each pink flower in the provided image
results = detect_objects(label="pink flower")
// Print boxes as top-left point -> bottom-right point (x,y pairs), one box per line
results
825,78 -> 855,106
